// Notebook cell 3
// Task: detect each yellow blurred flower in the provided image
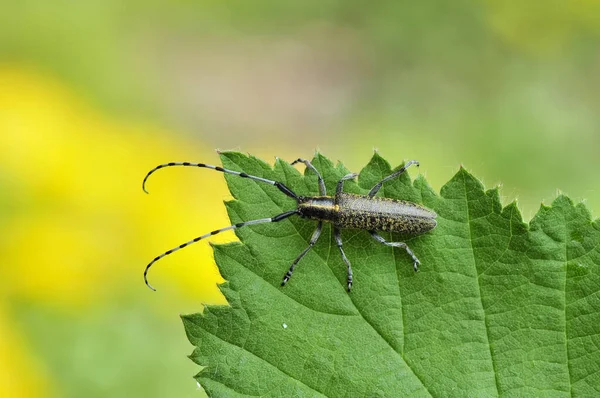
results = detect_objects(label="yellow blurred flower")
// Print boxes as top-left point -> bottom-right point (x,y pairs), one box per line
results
0,66 -> 237,396
0,307 -> 51,397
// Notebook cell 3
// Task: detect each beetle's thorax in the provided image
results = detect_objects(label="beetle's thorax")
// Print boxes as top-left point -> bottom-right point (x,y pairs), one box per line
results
297,196 -> 337,221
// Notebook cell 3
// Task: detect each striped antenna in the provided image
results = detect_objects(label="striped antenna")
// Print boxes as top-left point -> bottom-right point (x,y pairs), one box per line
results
142,162 -> 299,200
144,210 -> 298,291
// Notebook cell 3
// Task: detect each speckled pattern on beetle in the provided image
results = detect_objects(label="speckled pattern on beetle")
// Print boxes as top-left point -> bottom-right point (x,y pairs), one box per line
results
299,193 -> 436,234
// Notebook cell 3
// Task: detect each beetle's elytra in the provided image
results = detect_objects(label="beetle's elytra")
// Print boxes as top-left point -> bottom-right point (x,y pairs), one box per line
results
299,193 -> 437,234
142,156 -> 437,292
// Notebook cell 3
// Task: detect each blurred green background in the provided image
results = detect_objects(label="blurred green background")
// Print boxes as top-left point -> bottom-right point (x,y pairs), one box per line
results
1,1 -> 599,396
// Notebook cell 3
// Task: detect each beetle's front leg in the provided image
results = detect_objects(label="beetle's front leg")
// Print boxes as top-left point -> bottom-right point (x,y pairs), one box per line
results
281,221 -> 323,286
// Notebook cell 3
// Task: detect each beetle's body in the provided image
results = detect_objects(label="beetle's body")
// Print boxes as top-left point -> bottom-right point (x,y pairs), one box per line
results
142,156 -> 436,292
299,193 -> 437,234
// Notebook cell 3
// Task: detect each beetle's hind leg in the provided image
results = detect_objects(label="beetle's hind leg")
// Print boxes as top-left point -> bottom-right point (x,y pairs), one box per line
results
282,221 -> 323,286
369,231 -> 421,272
334,228 -> 353,291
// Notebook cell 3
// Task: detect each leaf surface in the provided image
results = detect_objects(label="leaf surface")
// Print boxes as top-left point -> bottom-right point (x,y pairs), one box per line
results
183,153 -> 600,397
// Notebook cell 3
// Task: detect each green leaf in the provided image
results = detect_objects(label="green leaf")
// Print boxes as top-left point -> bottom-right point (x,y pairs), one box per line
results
182,152 -> 600,397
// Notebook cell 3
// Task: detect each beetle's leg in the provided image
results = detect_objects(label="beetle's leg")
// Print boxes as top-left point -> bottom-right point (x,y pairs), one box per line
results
291,158 -> 326,195
369,231 -> 421,272
144,210 -> 299,291
334,227 -> 353,291
336,173 -> 359,195
282,221 -> 323,286
368,160 -> 419,197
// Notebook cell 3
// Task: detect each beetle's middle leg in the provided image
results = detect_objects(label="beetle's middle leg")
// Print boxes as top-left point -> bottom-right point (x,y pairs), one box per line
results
281,221 -> 323,286
334,227 -> 353,292
368,160 -> 419,197
336,173 -> 359,195
369,231 -> 421,272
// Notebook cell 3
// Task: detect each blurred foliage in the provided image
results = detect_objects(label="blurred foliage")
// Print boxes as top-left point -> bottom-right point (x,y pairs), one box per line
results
1,0 -> 600,396
2,0 -> 599,215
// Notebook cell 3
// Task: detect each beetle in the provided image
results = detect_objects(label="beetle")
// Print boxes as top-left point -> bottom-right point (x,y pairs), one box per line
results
142,156 -> 437,292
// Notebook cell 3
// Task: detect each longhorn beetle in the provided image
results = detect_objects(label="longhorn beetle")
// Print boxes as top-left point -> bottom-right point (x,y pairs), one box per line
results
142,156 -> 437,292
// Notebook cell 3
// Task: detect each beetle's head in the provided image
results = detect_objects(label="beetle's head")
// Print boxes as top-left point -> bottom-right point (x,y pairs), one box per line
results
296,196 -> 315,218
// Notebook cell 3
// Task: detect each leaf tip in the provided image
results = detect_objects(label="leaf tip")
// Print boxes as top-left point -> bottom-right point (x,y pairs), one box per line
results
362,151 -> 392,175
545,195 -> 576,215
217,149 -> 240,161
311,152 -> 334,169
181,313 -> 197,328
443,165 -> 482,189
369,150 -> 386,164
538,201 -> 551,212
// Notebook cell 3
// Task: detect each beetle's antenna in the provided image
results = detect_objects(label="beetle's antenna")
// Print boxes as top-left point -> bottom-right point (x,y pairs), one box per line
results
144,210 -> 298,291
142,162 -> 299,200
